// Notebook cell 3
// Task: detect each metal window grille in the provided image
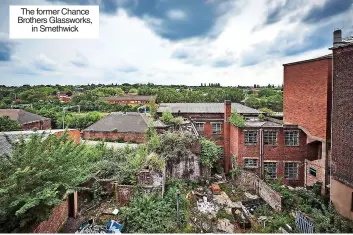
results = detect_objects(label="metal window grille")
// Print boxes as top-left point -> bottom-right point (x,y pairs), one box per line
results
285,131 -> 299,146
244,131 -> 258,145
212,123 -> 221,135
264,131 -> 277,145
285,162 -> 298,180
264,162 -> 277,179
244,159 -> 258,168
195,123 -> 204,134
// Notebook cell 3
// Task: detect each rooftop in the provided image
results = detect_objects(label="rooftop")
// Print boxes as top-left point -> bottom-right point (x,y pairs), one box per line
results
83,112 -> 165,133
157,103 -> 261,115
283,54 -> 332,66
0,109 -> 49,125
0,129 -> 71,156
330,36 -> 353,50
101,95 -> 156,101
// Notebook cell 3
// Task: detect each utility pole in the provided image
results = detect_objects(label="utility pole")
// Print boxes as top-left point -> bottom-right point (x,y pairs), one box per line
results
62,105 -> 80,129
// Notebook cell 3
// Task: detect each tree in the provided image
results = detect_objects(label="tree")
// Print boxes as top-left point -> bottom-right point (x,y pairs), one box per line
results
0,116 -> 21,131
129,88 -> 138,94
161,110 -> 173,124
0,133 -> 101,232
146,98 -> 158,118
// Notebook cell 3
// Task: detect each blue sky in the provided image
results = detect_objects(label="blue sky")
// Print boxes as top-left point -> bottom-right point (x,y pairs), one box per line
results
0,0 -> 353,86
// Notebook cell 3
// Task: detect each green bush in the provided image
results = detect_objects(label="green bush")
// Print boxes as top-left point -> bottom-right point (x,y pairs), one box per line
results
229,109 -> 245,128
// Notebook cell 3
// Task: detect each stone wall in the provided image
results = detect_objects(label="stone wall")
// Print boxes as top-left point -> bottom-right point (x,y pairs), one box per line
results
237,171 -> 282,211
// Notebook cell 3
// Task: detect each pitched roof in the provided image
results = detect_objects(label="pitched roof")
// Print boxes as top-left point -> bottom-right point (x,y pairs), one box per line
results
83,112 -> 156,133
101,95 -> 156,101
0,109 -> 49,125
157,103 -> 261,115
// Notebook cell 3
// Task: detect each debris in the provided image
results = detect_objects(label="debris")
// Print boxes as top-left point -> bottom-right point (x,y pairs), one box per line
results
214,174 -> 223,180
112,209 -> 119,215
244,192 -> 259,200
279,227 -> 289,233
106,220 -> 123,233
197,199 -> 218,214
211,184 -> 221,195
75,219 -> 107,234
216,218 -> 235,233
213,192 -> 234,208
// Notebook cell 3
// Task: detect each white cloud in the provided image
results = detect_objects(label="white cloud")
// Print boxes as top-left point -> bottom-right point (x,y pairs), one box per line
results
166,9 -> 187,21
0,0 -> 350,86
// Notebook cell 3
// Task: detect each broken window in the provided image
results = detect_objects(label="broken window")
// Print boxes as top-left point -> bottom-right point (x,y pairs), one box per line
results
285,130 -> 299,146
244,130 -> 258,145
244,158 -> 258,168
195,122 -> 204,134
285,162 -> 298,180
212,123 -> 221,135
264,162 -> 277,179
264,131 -> 277,145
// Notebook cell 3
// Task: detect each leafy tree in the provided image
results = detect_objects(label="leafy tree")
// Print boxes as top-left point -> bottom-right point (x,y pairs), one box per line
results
146,98 -> 158,118
161,110 -> 173,124
0,116 -> 21,131
199,138 -> 220,168
0,133 -> 101,232
229,109 -> 245,128
259,107 -> 274,114
128,88 -> 138,94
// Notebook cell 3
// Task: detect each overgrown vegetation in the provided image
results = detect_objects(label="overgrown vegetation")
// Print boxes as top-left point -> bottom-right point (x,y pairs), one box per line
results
229,109 -> 245,128
0,133 -> 102,232
0,116 -> 21,131
199,138 -> 220,168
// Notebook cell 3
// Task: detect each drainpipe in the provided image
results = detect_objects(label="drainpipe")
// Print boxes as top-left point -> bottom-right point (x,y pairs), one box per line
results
259,128 -> 264,179
304,160 -> 307,187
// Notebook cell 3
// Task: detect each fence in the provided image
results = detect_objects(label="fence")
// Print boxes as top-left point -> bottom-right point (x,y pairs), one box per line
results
295,211 -> 314,233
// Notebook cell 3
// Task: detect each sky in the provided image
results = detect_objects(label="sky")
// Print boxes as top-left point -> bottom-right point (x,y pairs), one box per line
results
0,0 -> 353,86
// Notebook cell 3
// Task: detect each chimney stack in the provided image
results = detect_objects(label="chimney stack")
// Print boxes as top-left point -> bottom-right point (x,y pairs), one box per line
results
224,100 -> 231,174
333,29 -> 342,46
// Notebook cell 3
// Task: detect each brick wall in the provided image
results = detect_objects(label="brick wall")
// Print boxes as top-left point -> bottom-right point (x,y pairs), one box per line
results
32,200 -> 68,233
21,119 -> 51,131
55,129 -> 81,144
331,44 -> 353,187
283,57 -> 331,140
230,126 -> 317,186
82,131 -> 145,143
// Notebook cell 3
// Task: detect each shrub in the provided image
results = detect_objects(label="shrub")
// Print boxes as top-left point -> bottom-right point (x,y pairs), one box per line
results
161,110 -> 173,124
229,109 -> 245,128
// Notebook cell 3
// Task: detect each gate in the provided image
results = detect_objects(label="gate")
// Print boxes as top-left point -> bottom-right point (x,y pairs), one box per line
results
295,211 -> 314,233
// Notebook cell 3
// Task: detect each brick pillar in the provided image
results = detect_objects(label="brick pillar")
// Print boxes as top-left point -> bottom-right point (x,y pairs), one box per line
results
224,100 -> 231,174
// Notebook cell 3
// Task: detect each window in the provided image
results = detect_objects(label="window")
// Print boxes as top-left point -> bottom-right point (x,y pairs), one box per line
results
285,131 -> 299,146
212,123 -> 221,135
264,162 -> 277,179
244,131 -> 258,145
244,159 -> 258,168
264,131 -> 277,145
285,162 -> 298,180
195,123 -> 204,134
309,167 -> 317,177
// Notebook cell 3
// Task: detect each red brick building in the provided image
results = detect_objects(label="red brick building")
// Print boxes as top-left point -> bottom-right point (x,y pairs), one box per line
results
82,112 -> 166,143
283,54 -> 332,192
0,109 -> 51,130
101,95 -> 156,105
329,29 -> 353,220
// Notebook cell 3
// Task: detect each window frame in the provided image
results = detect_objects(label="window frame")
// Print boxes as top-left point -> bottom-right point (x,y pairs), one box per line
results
244,130 -> 258,145
264,162 -> 277,179
284,162 -> 299,180
211,122 -> 222,135
195,122 -> 205,135
285,130 -> 300,146
244,158 -> 258,169
264,130 -> 278,146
